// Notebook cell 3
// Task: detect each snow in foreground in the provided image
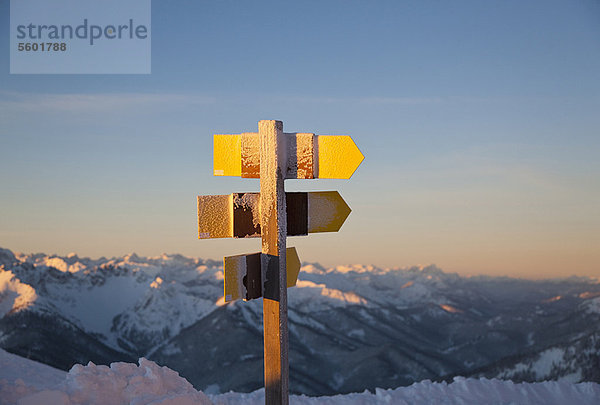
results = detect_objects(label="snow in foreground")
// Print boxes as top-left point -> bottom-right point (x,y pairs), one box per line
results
1,349 -> 599,405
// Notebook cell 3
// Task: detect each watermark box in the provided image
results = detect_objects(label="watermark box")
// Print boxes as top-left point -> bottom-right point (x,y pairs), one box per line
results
10,0 -> 151,74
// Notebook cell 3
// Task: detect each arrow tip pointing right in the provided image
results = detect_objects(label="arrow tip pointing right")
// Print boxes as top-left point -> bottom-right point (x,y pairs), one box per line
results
317,136 -> 364,179
307,191 -> 352,233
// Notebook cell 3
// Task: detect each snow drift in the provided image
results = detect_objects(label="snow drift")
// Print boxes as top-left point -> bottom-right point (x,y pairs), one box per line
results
1,349 -> 599,405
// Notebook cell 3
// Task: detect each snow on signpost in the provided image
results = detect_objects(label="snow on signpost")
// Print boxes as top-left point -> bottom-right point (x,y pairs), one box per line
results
197,120 -> 364,405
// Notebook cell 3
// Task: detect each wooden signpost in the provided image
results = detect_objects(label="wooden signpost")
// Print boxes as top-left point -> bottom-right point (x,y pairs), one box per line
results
197,120 -> 363,405
198,191 -> 352,239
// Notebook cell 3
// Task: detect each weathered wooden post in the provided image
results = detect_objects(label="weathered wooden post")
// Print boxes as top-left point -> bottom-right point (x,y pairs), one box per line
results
259,120 -> 289,404
197,120 -> 363,404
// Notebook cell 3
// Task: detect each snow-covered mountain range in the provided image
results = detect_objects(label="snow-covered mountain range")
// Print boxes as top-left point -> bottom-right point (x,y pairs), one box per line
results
1,246 -> 599,395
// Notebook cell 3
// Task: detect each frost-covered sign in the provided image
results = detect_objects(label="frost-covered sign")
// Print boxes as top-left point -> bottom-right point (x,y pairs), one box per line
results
197,191 -> 351,240
212,132 -> 363,179
197,120 -> 363,405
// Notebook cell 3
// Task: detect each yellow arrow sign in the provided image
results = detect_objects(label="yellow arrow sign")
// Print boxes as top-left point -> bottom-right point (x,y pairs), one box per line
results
317,135 -> 364,179
198,191 -> 351,239
213,133 -> 363,179
213,134 -> 242,177
224,247 -> 301,302
307,191 -> 352,233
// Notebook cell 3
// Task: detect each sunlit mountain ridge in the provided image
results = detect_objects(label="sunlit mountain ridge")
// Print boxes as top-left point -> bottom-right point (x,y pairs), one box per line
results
1,246 -> 599,395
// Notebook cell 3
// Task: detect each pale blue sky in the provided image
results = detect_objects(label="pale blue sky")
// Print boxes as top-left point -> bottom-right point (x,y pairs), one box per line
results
1,0 -> 599,278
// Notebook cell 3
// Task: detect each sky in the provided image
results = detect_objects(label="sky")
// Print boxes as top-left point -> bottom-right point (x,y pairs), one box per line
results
1,0 -> 599,279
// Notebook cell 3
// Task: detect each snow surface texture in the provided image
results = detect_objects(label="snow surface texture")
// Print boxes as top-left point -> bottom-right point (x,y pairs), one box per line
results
1,349 -> 599,405
0,349 -> 211,405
